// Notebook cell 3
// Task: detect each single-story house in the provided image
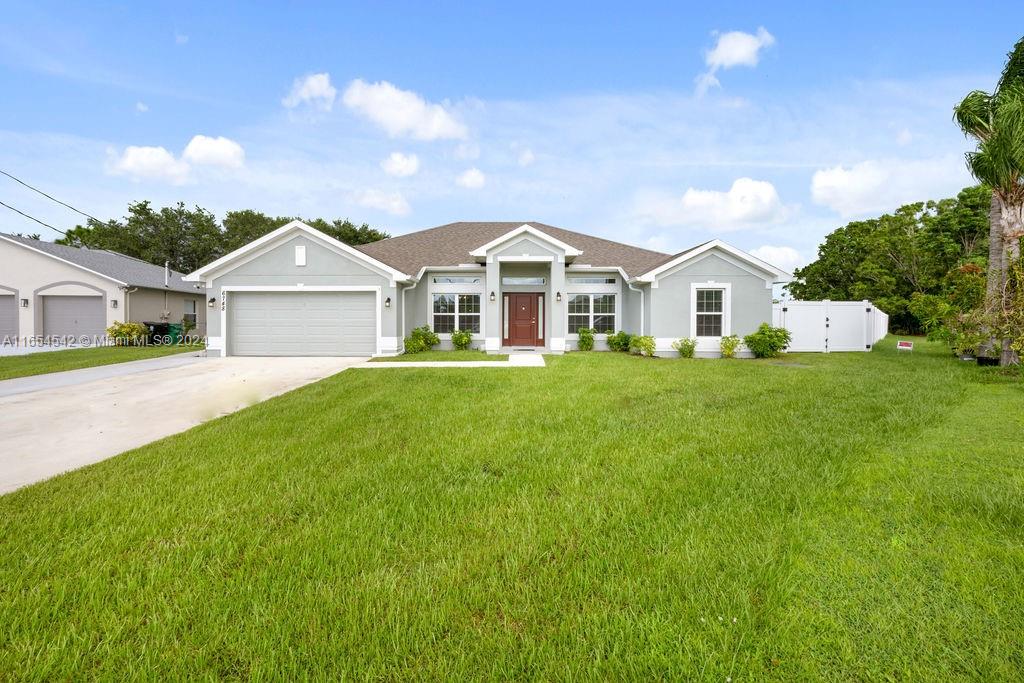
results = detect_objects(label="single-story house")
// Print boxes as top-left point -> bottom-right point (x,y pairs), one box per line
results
0,233 -> 206,342
185,220 -> 789,358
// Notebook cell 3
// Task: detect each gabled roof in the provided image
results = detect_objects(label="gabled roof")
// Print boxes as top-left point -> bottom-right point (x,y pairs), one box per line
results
636,239 -> 791,282
356,222 -> 671,278
468,224 -> 583,257
185,220 -> 411,283
0,233 -> 198,293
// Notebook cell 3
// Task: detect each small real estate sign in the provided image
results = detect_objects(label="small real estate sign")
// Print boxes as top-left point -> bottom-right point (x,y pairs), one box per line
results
896,340 -> 914,352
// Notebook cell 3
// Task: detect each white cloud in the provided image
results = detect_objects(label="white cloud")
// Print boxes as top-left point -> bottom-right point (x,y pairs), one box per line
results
750,245 -> 802,274
182,135 -> 245,168
380,152 -> 420,177
696,27 -> 775,95
518,148 -> 536,167
342,79 -> 467,140
282,73 -> 337,111
456,167 -> 486,189
636,178 -> 790,229
350,189 -> 410,216
810,157 -> 971,217
108,146 -> 190,185
134,101 -> 148,113
174,33 -> 189,45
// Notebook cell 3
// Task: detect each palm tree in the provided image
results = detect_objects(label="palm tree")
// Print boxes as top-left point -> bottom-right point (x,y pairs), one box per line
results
954,36 -> 1024,365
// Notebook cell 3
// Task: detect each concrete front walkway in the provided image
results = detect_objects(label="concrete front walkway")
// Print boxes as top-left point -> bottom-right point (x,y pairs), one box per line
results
360,353 -> 546,368
0,356 -> 365,494
0,352 -> 206,398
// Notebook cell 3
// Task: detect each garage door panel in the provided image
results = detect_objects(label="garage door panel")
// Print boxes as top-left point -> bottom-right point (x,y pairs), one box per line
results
42,295 -> 105,338
229,291 -> 376,356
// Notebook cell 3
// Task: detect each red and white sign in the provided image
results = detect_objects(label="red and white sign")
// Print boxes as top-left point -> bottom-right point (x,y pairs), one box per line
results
896,340 -> 914,351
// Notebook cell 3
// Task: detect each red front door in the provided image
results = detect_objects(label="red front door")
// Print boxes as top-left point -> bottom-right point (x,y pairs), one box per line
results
504,293 -> 543,346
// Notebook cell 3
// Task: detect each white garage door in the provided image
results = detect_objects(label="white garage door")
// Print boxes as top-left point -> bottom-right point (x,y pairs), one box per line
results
42,295 -> 105,338
0,295 -> 16,339
228,291 -> 377,356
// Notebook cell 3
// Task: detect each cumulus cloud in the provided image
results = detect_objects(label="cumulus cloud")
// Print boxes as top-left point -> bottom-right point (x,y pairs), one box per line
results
342,79 -> 467,140
518,148 -> 536,167
134,101 -> 148,113
696,27 -> 775,96
380,151 -> 420,177
108,146 -> 191,185
282,73 -> 337,111
636,178 -> 790,229
182,135 -> 245,168
456,167 -> 486,189
750,245 -> 801,274
350,189 -> 411,216
810,157 -> 971,217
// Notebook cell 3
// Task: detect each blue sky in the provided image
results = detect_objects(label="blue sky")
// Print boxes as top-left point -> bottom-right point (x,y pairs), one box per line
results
1,2 -> 1022,272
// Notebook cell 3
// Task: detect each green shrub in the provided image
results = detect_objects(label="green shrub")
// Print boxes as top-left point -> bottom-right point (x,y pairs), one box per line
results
720,334 -> 742,359
450,329 -> 473,350
629,335 -> 656,357
606,331 -> 633,352
671,337 -> 697,358
742,324 -> 792,358
404,326 -> 440,354
576,328 -> 595,351
106,321 -> 148,346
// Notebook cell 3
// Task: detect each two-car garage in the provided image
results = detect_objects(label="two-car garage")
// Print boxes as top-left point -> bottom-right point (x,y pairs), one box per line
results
227,291 -> 378,356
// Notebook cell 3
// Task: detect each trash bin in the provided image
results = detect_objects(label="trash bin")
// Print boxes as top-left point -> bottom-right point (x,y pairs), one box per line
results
167,323 -> 183,344
144,321 -> 170,345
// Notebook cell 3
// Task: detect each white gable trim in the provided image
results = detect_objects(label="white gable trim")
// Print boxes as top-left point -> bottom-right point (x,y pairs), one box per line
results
0,234 -> 127,286
185,220 -> 410,284
637,240 -> 789,284
469,224 -> 582,258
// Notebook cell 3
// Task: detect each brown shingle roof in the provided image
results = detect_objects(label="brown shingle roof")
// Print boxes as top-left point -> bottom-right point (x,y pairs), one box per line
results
355,222 -> 673,278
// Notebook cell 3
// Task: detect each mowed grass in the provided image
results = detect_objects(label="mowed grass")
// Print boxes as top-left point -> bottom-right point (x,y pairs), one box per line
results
0,344 -> 202,381
1,338 -> 1022,679
370,349 -> 509,362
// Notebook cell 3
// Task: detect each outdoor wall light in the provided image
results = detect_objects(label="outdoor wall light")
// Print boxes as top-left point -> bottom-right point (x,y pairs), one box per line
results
208,297 -> 216,308
489,291 -> 496,302
555,291 -> 562,302
384,296 -> 391,308
20,298 -> 29,308
110,299 -> 118,309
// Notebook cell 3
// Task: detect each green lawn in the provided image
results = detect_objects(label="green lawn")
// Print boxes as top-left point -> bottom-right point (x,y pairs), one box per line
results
1,338 -> 1022,679
370,349 -> 509,362
0,344 -> 204,381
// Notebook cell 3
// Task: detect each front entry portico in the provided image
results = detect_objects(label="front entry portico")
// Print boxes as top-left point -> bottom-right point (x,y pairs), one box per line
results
503,292 -> 544,347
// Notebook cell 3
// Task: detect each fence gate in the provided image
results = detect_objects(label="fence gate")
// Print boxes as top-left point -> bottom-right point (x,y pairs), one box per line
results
772,300 -> 889,353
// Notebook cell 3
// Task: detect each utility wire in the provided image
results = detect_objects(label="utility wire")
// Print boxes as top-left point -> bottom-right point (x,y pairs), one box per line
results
0,199 -> 69,236
0,169 -> 107,225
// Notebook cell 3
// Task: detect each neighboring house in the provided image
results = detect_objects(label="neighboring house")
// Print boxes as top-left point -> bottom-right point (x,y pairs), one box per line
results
0,233 -> 206,341
186,220 -> 788,357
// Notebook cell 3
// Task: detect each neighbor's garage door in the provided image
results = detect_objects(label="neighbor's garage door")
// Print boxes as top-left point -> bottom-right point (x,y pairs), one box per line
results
42,295 -> 105,338
228,291 -> 376,356
0,294 -> 16,339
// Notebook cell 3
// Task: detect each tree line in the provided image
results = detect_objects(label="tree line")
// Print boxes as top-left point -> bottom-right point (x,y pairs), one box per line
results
55,201 -> 390,273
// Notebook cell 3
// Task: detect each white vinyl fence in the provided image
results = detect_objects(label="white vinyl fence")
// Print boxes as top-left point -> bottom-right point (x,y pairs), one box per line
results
772,300 -> 889,353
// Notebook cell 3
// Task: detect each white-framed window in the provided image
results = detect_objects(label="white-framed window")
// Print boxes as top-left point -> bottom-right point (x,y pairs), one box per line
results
567,294 -> 616,333
183,298 -> 197,325
567,276 -> 615,284
690,284 -> 731,338
433,276 -> 481,284
502,276 -> 546,285
433,293 -> 481,333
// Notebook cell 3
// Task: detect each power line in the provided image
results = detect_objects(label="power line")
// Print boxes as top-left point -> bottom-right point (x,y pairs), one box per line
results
0,168 -> 107,225
0,199 -> 69,236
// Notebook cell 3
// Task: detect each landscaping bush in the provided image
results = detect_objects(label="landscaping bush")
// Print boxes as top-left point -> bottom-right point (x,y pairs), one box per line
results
105,321 -> 148,346
576,327 -> 595,351
450,329 -> 473,350
671,337 -> 697,358
404,326 -> 440,354
629,335 -> 656,357
606,331 -> 633,352
743,324 -> 792,358
720,334 -> 742,358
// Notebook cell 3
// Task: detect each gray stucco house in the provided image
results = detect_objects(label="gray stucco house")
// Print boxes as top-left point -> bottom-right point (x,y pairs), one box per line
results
0,233 -> 205,341
185,220 -> 789,357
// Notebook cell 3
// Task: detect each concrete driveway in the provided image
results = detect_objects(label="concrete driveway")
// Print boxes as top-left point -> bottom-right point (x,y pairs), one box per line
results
0,356 -> 366,494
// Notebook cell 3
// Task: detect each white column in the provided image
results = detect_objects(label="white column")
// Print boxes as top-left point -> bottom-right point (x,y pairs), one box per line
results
484,258 -> 501,351
549,257 -> 566,351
